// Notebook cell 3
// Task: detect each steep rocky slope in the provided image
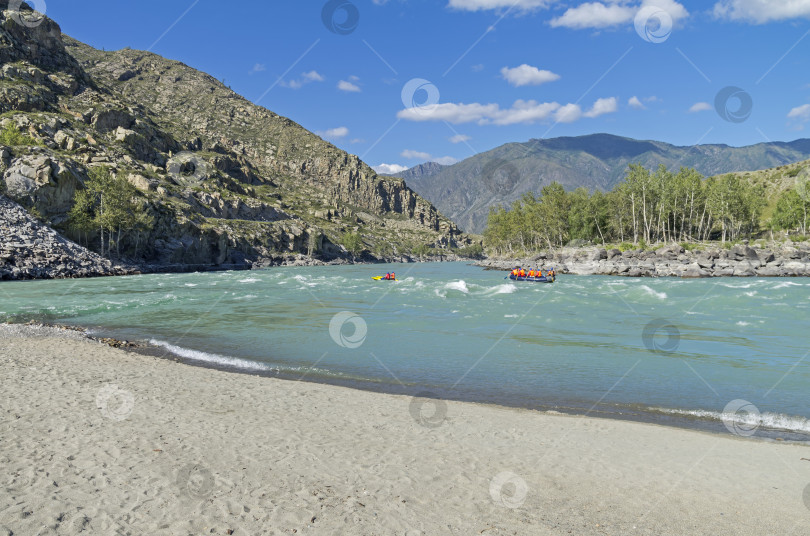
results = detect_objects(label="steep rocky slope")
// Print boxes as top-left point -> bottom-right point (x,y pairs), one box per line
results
0,1 -> 472,274
0,194 -> 131,279
403,133 -> 810,233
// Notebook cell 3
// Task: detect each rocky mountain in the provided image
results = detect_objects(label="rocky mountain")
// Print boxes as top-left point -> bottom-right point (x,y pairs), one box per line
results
401,133 -> 810,234
0,1 -> 473,276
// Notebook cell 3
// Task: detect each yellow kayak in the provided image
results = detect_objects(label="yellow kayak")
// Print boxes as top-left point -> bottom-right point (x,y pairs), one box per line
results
372,276 -> 397,281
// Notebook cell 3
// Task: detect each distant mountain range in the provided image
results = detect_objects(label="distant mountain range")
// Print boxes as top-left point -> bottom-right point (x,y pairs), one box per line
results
386,134 -> 810,234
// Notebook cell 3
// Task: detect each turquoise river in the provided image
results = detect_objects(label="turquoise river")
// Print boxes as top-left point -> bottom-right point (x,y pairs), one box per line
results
1,262 -> 808,439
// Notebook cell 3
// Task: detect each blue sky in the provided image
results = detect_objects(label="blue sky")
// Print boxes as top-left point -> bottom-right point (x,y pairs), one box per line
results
47,0 -> 810,174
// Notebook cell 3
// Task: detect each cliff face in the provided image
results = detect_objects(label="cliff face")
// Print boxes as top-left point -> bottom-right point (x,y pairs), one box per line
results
0,1 -> 471,273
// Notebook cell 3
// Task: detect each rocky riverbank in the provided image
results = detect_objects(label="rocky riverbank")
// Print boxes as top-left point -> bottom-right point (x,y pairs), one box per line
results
1,193 -> 475,281
477,242 -> 810,278
0,195 -> 135,280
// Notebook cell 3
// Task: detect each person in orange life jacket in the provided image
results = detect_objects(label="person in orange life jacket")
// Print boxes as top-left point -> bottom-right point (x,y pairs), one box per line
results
519,268 -> 526,277
528,269 -> 535,277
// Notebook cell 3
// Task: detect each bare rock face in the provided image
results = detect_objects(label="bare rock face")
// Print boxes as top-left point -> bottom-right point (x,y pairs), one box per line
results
2,154 -> 82,221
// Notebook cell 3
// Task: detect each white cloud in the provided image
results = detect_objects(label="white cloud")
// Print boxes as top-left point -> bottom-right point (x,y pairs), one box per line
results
400,150 -> 458,166
788,104 -> 810,119
283,70 -> 324,89
628,96 -> 645,109
318,126 -> 349,138
714,0 -> 810,23
447,0 -> 553,12
373,163 -> 409,175
491,100 -> 561,125
689,102 -> 712,113
249,63 -> 266,75
397,102 -> 500,124
449,134 -> 472,143
397,97 -> 618,125
471,64 -> 485,72
584,97 -> 618,118
401,149 -> 432,160
349,138 -> 365,144
551,2 -> 635,28
788,104 -> 810,129
338,80 -> 361,92
501,64 -> 561,87
554,103 -> 582,123
551,0 -> 688,29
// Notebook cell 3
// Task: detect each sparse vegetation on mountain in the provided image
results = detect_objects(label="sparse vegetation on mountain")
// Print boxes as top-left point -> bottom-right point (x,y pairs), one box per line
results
0,3 -> 475,275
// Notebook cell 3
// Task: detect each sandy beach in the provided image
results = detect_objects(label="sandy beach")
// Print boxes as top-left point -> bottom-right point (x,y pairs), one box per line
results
1,324 -> 808,535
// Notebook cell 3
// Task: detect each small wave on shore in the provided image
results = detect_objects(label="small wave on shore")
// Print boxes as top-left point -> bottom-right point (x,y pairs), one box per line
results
651,407 -> 810,434
149,339 -> 273,372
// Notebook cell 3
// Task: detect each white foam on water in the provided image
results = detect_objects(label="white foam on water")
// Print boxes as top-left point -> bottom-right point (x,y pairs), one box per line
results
184,283 -> 198,287
773,281 -> 803,289
239,278 -> 261,284
744,291 -> 757,297
719,282 -> 754,289
485,284 -> 517,296
505,314 -> 519,318
653,407 -> 810,434
639,285 -> 667,300
444,281 -> 469,293
736,321 -> 751,326
149,339 -> 272,372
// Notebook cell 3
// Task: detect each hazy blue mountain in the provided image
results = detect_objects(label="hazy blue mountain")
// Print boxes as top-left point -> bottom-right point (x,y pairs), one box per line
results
396,133 -> 810,233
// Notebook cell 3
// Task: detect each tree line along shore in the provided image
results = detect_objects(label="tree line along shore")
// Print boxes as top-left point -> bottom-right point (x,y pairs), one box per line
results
483,164 -> 809,255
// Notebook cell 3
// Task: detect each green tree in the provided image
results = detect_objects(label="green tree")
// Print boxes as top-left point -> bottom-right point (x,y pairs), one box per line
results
68,167 -> 147,258
341,231 -> 364,255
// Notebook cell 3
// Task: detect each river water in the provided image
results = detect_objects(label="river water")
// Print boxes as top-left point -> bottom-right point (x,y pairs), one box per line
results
1,262 -> 808,439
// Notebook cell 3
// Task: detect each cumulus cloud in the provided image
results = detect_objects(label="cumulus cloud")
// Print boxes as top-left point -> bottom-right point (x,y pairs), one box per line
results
449,134 -> 472,143
398,97 -> 616,125
689,102 -> 712,113
318,126 -> 349,138
501,64 -> 560,87
713,0 -> 810,23
283,70 -> 324,89
338,80 -> 361,92
585,97 -> 618,118
373,163 -> 408,175
401,149 -> 432,160
788,104 -> 810,129
249,63 -> 266,75
554,103 -> 583,123
551,2 -> 635,28
551,0 -> 688,29
628,96 -> 645,109
447,0 -> 553,12
400,150 -> 458,165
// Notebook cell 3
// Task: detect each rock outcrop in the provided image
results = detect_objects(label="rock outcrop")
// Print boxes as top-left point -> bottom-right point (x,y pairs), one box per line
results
477,242 -> 810,278
0,194 -> 131,279
0,2 -> 476,280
